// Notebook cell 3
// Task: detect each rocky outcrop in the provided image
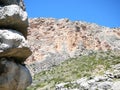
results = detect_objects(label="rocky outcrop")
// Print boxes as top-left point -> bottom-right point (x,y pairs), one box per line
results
0,0 -> 32,90
0,29 -> 27,51
55,64 -> 120,90
0,47 -> 32,62
26,18 -> 120,74
0,0 -> 26,10
0,58 -> 32,90
0,5 -> 28,37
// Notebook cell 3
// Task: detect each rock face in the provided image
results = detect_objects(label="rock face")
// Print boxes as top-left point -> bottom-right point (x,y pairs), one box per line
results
0,0 -> 32,90
0,58 -> 32,90
0,47 -> 32,62
27,18 -> 120,74
0,5 -> 28,37
0,0 -> 25,10
0,29 -> 27,51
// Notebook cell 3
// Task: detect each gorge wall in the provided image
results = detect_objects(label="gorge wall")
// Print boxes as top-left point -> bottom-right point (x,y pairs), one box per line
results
26,18 -> 120,75
0,0 -> 32,90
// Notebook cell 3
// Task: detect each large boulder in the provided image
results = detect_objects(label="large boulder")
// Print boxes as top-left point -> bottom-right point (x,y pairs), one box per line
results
0,0 -> 32,89
0,29 -> 32,62
0,47 -> 32,63
0,29 -> 27,51
0,58 -> 32,90
0,5 -> 28,37
0,0 -> 25,10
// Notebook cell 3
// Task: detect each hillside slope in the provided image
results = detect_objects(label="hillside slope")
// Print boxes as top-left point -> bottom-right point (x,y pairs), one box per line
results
27,52 -> 120,90
26,18 -> 120,74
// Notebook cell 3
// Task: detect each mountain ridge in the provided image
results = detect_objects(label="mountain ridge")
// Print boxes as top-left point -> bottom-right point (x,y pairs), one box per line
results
26,18 -> 120,90
26,18 -> 120,75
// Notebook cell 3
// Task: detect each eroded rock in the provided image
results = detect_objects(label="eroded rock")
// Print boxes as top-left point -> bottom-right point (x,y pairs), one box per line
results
0,0 -> 25,10
0,58 -> 32,90
0,29 -> 32,62
27,18 -> 120,74
0,5 -> 28,37
0,47 -> 32,63
0,0 -> 32,89
0,29 -> 27,51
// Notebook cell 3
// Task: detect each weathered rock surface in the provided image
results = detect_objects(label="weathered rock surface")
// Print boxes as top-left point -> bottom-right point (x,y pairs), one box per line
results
0,47 -> 32,62
112,81 -> 120,90
0,0 -> 32,89
0,0 -> 25,10
0,5 -> 28,37
55,63 -> 120,90
26,18 -> 120,74
0,29 -> 32,62
0,29 -> 27,51
0,58 -> 32,90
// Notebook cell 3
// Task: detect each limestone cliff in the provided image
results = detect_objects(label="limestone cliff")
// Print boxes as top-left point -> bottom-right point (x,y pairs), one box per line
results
26,18 -> 120,74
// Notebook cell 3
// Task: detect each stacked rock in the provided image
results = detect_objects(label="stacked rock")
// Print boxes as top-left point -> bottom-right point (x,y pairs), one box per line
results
0,0 -> 32,90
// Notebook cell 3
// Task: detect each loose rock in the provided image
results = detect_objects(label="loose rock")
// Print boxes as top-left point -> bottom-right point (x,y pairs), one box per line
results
0,58 -> 32,90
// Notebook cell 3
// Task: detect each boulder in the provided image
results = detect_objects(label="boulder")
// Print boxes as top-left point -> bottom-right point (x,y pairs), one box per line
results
0,0 -> 25,10
0,58 -> 32,90
112,81 -> 120,90
0,5 -> 28,37
0,29 -> 27,51
0,47 -> 32,63
0,0 -> 32,89
0,29 -> 32,62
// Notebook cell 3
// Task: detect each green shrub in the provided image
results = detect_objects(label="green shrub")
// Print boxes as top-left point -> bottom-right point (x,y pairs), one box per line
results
26,51 -> 120,90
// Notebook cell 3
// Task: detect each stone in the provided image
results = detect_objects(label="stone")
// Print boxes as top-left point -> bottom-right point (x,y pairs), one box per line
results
0,58 -> 32,90
87,79 -> 96,85
94,76 -> 108,82
0,0 -> 32,89
17,64 -> 32,90
113,70 -> 120,78
0,47 -> 32,62
0,5 -> 28,37
55,82 -> 69,90
76,78 -> 87,84
105,71 -> 114,78
80,82 -> 90,90
97,81 -> 113,90
113,64 -> 120,70
0,0 -> 25,10
0,29 -> 27,51
112,81 -> 120,90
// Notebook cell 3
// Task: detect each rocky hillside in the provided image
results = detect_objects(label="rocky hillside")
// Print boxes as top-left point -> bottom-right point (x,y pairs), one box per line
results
26,18 -> 120,74
27,53 -> 120,90
26,18 -> 120,90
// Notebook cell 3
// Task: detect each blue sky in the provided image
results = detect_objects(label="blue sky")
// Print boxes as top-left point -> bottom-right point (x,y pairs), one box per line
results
24,0 -> 120,27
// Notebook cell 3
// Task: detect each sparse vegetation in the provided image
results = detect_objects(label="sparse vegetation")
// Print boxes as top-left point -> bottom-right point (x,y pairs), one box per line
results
26,51 -> 120,90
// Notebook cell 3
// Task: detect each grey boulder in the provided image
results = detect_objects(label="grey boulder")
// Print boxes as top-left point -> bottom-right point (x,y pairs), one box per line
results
0,58 -> 32,90
0,29 -> 27,51
0,5 -> 28,37
0,29 -> 32,62
0,0 -> 25,10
